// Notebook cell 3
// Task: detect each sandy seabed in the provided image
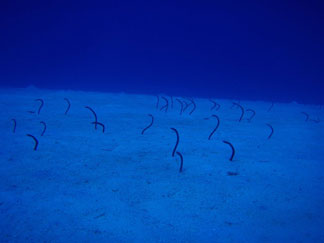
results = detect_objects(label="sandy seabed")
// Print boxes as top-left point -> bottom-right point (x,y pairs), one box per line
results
0,87 -> 323,242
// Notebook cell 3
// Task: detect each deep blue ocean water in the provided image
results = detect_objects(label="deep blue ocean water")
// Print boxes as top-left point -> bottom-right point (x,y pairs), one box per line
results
1,1 -> 323,104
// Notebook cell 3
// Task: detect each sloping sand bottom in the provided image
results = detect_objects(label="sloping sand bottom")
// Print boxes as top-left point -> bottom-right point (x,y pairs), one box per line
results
0,88 -> 323,242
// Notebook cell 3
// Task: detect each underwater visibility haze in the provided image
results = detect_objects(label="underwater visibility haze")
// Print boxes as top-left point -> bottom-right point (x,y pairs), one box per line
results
0,1 -> 324,242
1,0 -> 324,103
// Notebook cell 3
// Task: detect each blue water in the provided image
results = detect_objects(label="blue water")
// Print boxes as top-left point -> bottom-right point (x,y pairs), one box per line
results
1,1 -> 323,104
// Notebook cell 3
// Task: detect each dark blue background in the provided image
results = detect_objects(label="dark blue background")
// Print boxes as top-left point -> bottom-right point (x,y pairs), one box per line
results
1,0 -> 323,103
